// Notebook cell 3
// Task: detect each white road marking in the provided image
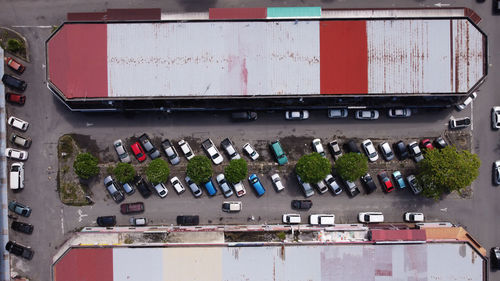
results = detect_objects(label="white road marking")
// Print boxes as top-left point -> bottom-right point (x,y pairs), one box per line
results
12,25 -> 52,28
77,209 -> 88,222
86,122 -> 94,127
440,208 -> 448,212
60,208 -> 65,234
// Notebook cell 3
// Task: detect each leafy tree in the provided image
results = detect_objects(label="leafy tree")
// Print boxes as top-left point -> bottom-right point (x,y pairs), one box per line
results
295,152 -> 332,183
73,153 -> 99,180
113,162 -> 135,183
7,39 -> 23,53
417,145 -> 480,200
335,152 -> 368,182
146,159 -> 170,185
187,155 -> 213,184
224,159 -> 248,183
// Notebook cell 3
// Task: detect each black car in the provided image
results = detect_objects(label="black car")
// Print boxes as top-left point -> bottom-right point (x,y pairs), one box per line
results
177,215 -> 200,226
434,137 -> 448,149
360,173 -> 377,194
394,141 -> 409,160
291,200 -> 313,210
11,221 -> 33,234
346,140 -> 360,154
5,241 -> 33,260
231,111 -> 258,121
134,176 -> 152,198
2,74 -> 27,92
97,216 -> 117,227
491,247 -> 500,269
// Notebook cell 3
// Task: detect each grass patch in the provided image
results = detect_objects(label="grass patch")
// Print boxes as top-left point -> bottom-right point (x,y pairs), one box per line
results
58,178 -> 88,206
276,231 -> 287,241
59,135 -> 74,156
124,237 -> 133,244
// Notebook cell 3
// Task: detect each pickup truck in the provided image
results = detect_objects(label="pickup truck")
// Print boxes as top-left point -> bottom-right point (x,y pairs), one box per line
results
202,138 -> 223,165
449,117 -> 471,129
5,241 -> 33,260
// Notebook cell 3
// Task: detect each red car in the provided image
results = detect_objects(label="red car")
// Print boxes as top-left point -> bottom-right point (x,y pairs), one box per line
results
378,171 -> 394,193
4,57 -> 25,74
420,139 -> 434,151
6,92 -> 25,105
131,141 -> 146,162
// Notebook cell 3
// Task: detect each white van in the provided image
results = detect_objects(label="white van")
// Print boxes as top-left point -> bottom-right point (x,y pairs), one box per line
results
282,214 -> 301,224
10,162 -> 24,190
222,201 -> 242,212
358,212 -> 384,223
309,214 -> 335,225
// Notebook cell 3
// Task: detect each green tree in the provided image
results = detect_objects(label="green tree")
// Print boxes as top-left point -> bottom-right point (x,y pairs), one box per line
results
113,162 -> 135,183
417,145 -> 480,200
224,158 -> 248,183
146,159 -> 170,185
73,153 -> 99,180
335,152 -> 368,182
6,39 -> 22,53
295,152 -> 332,183
187,155 -> 213,184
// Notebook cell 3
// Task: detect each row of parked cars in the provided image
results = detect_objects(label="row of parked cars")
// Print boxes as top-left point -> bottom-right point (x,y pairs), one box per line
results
283,108 -> 412,121
282,211 -> 424,225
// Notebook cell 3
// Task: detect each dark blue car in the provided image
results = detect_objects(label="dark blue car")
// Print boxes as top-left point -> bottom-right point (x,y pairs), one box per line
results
248,174 -> 265,197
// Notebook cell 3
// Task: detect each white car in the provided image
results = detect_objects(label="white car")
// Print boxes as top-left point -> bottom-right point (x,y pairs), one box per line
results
221,138 -> 240,160
170,176 -> 186,194
309,214 -> 335,226
282,214 -> 301,224
7,116 -> 29,131
113,139 -> 131,163
271,173 -> 285,192
315,180 -> 328,194
231,181 -> 247,197
325,174 -> 342,195
5,148 -> 28,160
404,212 -> 424,222
222,201 -> 242,212
285,110 -> 309,120
361,139 -> 378,162
10,162 -> 24,191
456,92 -> 477,111
492,106 -> 500,130
355,110 -> 379,120
312,138 -> 325,157
327,109 -> 348,118
129,217 -> 147,226
243,143 -> 259,160
153,183 -> 168,198
388,108 -> 411,118
358,212 -> 384,223
216,173 -> 234,198
178,139 -> 195,160
202,138 -> 223,165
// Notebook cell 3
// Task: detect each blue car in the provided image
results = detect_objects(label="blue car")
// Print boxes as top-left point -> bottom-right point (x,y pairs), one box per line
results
248,174 -> 265,197
392,171 -> 406,189
203,178 -> 217,196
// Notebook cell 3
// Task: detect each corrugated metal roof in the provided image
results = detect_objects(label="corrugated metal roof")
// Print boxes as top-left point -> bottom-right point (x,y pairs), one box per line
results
267,7 -> 322,19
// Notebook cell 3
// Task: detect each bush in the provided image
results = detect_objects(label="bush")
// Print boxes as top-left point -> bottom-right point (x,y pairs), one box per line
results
295,152 -> 332,183
335,152 -> 368,182
113,162 -> 136,183
146,159 -> 170,185
6,39 -> 22,53
73,153 -> 99,180
187,155 -> 213,184
224,159 -> 248,183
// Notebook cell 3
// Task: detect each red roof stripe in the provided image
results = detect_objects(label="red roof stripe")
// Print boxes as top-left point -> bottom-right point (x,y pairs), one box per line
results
54,248 -> 113,281
209,8 -> 267,19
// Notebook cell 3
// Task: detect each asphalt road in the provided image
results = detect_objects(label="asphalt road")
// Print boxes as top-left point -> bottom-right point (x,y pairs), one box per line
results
1,0 -> 500,280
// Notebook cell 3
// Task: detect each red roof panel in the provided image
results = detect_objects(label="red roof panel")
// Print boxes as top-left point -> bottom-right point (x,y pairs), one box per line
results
209,8 -> 267,19
54,248 -> 113,281
371,229 -> 427,242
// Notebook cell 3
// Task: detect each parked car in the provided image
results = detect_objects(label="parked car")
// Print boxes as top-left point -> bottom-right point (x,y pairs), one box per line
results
378,142 -> 394,161
10,133 -> 31,148
231,181 -> 247,197
392,171 -> 406,189
2,74 -> 27,91
325,174 -> 342,195
420,139 -> 434,151
133,176 -> 152,198
139,133 -> 160,159
121,182 -> 136,195
493,161 -> 500,186
6,92 -> 25,105
248,174 -> 265,197
5,241 -> 33,260
291,199 -> 313,210
203,178 -> 217,196
5,148 -> 28,160
243,143 -> 259,160
4,57 -> 26,74
10,162 -> 24,191
312,138 -> 326,157
113,139 -> 131,163
270,140 -> 288,165
309,214 -> 335,226
408,141 -> 424,162
327,109 -> 348,118
7,116 -> 29,131
388,108 -> 411,118
328,140 -> 342,160
360,173 -> 377,194
170,176 -> 186,194
11,221 -> 33,234
221,138 -> 240,160
282,214 -> 301,224
271,173 -> 285,192
394,141 -> 409,160
407,175 -> 423,195
222,201 -> 242,212
355,110 -> 379,120
104,176 -> 125,203
216,174 -> 234,198
434,137 -> 448,149
129,217 -> 147,226
120,202 -> 145,214
346,139 -> 360,154
184,176 -> 203,197
231,111 -> 257,121
153,182 -> 168,198
161,139 -> 180,165
297,175 -> 315,198
315,180 -> 328,194
491,247 -> 500,269
362,139 -> 378,162
178,139 -> 195,160
358,212 -> 384,223
202,138 -> 223,165
378,171 -> 394,193
492,106 -> 500,130
285,110 -> 309,120
130,141 -> 146,162
449,117 -> 471,129
456,92 -> 477,111
97,216 -> 116,227
8,201 -> 31,217
404,212 -> 424,222
176,215 -> 199,226
343,179 -> 360,197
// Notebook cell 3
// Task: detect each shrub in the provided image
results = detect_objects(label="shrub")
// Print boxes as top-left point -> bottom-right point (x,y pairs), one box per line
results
335,152 -> 368,182
295,152 -> 332,183
73,153 -> 99,180
224,159 -> 248,183
113,162 -> 136,183
146,159 -> 170,185
187,155 -> 213,184
6,39 -> 22,53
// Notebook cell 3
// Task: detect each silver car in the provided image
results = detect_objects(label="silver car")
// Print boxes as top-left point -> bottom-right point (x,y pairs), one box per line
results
178,139 -> 195,160
362,139 -> 378,162
493,161 -> 500,186
327,109 -> 348,118
285,110 -> 309,120
408,142 -> 423,162
355,110 -> 379,120
185,176 -> 202,197
216,174 -> 233,198
325,174 -> 342,195
492,106 -> 500,130
297,175 -> 314,198
161,139 -> 180,165
378,142 -> 394,161
113,139 -> 131,163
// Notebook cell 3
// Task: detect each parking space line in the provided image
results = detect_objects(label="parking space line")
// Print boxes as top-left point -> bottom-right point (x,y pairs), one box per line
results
60,208 -> 65,234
